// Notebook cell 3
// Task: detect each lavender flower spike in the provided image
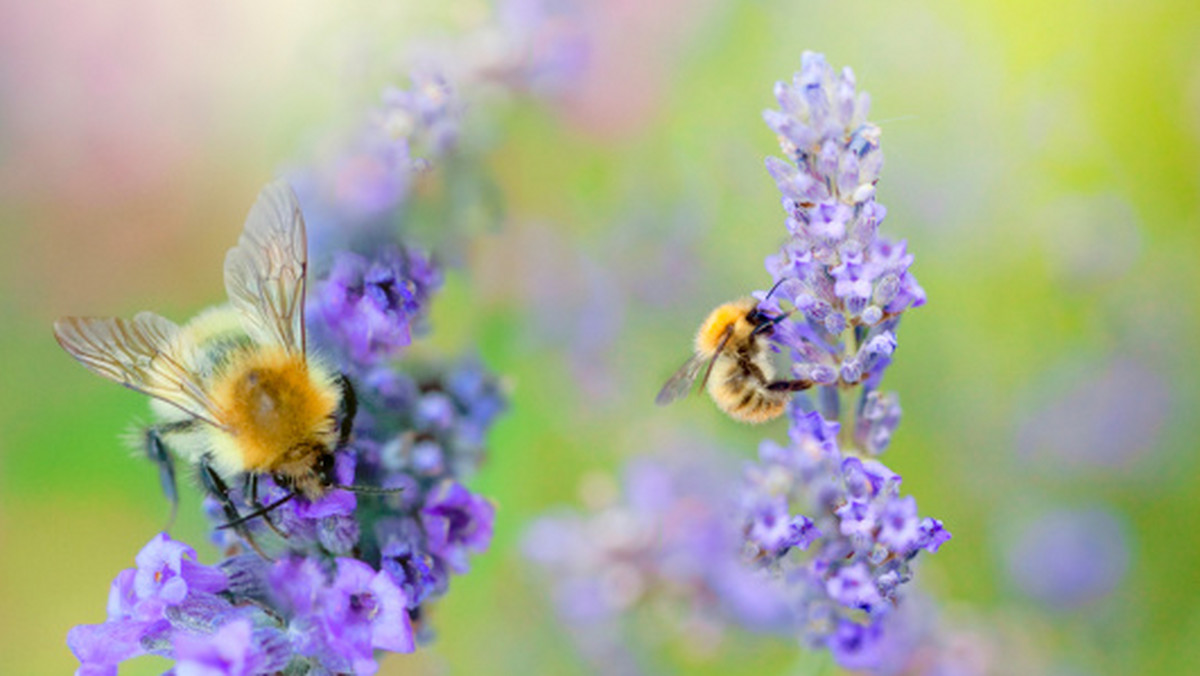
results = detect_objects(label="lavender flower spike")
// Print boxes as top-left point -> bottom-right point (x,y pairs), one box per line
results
760,51 -> 923,394
736,52 -> 948,671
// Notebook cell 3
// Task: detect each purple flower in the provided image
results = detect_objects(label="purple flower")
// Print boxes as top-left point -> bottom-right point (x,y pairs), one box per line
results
133,533 -> 228,615
422,480 -> 496,573
1005,508 -> 1130,609
377,518 -> 446,608
323,559 -> 416,673
746,498 -> 821,558
758,52 -> 922,390
826,563 -> 885,613
826,618 -> 885,671
68,533 -> 234,675
68,619 -> 163,676
878,495 -> 920,554
311,247 -> 442,366
173,619 -> 290,676
917,518 -> 952,554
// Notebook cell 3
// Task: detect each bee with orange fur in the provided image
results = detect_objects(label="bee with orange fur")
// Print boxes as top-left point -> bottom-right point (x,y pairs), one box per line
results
656,289 -> 811,423
53,180 -> 372,553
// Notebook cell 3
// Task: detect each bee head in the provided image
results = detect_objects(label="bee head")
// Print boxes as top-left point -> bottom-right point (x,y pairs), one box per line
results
315,451 -> 337,488
749,278 -> 793,337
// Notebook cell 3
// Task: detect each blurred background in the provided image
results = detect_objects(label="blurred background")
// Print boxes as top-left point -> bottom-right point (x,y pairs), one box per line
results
1,0 -> 1198,673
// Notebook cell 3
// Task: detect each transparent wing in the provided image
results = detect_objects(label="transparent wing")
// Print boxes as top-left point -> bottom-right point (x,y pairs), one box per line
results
655,354 -> 706,406
224,179 -> 308,354
53,313 -> 226,428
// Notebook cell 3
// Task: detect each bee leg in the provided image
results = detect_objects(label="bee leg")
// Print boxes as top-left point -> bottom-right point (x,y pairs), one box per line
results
248,473 -> 288,539
765,379 -> 814,392
199,458 -> 271,561
142,424 -> 186,529
336,373 -> 358,448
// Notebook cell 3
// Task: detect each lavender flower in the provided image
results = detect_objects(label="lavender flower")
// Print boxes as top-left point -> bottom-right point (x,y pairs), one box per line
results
289,73 -> 464,244
731,53 -> 948,671
527,53 -> 947,674
71,64 -> 506,673
524,451 -> 795,635
1005,507 -> 1130,609
759,51 -> 923,395
310,246 -> 443,367
68,533 -> 230,675
172,619 -> 290,676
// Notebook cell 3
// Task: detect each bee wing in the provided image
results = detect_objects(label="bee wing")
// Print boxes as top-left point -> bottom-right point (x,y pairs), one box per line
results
224,179 -> 308,354
655,354 -> 706,406
53,313 -> 227,429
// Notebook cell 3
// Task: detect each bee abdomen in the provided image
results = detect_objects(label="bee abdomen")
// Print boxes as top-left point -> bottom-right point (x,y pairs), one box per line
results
720,387 -> 787,424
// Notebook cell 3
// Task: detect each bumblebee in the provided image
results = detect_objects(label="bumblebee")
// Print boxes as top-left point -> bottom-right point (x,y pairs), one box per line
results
54,180 -> 358,548
656,295 -> 811,423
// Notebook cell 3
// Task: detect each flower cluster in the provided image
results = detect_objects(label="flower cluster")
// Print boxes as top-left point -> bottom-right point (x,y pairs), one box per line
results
735,52 -> 948,671
309,246 -> 443,367
288,73 -> 464,250
524,452 -> 793,633
523,51 -> 948,674
741,409 -> 949,668
73,239 -> 505,674
70,37 -> 515,673
759,51 -> 924,391
68,533 -> 413,675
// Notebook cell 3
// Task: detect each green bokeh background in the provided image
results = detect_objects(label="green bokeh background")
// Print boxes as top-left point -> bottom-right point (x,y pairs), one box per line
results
1,1 -> 1198,673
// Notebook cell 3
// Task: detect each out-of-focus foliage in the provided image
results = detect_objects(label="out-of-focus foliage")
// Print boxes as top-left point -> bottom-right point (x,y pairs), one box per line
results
1,0 -> 1198,674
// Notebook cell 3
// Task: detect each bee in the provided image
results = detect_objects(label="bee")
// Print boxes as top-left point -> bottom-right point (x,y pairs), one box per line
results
53,180 -> 361,549
656,291 -> 811,423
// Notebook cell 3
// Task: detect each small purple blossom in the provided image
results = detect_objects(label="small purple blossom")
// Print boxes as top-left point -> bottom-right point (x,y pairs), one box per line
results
746,498 -> 821,558
826,563 -> 885,613
422,480 -> 496,574
323,559 -> 416,673
173,619 -> 290,676
310,247 -> 442,367
878,495 -> 921,554
826,618 -> 885,671
68,533 -> 232,675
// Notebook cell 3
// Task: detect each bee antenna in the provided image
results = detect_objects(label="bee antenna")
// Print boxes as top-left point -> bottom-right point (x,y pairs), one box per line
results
217,492 -> 297,530
761,278 -> 787,304
333,484 -> 406,496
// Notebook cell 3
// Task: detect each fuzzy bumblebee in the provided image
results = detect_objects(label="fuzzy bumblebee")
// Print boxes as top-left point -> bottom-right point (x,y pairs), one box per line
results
656,296 -> 811,423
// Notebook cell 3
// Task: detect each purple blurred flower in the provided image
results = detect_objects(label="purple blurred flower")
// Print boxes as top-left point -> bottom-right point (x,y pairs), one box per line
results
1017,357 -> 1169,473
524,451 -> 796,636
1006,507 -> 1130,609
492,0 -> 591,94
827,618 -> 885,671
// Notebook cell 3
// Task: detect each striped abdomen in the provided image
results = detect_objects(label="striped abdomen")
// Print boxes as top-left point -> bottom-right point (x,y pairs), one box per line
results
705,351 -> 789,424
